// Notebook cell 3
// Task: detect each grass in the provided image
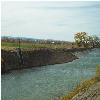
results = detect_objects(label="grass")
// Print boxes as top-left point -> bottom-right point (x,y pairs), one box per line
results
1,41 -> 78,50
95,66 -> 100,81
60,66 -> 100,100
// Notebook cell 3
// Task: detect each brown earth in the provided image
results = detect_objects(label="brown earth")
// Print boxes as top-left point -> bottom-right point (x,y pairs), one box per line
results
72,81 -> 100,100
1,48 -> 78,73
1,48 -> 92,74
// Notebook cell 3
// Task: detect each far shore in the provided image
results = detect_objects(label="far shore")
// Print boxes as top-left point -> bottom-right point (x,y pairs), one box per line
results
1,47 -> 93,74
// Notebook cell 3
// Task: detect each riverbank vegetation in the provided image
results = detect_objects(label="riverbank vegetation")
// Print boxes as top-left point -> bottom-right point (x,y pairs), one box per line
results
60,66 -> 100,100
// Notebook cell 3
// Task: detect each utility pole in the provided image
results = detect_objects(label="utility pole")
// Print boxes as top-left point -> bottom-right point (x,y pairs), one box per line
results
17,38 -> 23,66
18,38 -> 21,49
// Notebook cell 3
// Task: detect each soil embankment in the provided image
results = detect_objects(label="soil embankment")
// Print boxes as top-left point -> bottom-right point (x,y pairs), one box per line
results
1,48 -> 91,73
71,81 -> 100,100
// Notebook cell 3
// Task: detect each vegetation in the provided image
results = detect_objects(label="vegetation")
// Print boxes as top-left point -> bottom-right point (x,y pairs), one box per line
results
1,36 -> 77,50
1,41 -> 75,50
1,32 -> 100,50
96,66 -> 100,81
60,66 -> 100,100
74,32 -> 100,48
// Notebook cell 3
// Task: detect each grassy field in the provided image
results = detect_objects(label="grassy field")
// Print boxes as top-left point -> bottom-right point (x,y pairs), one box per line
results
1,41 -> 78,50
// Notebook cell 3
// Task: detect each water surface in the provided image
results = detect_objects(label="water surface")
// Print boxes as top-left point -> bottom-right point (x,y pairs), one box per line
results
1,49 -> 100,100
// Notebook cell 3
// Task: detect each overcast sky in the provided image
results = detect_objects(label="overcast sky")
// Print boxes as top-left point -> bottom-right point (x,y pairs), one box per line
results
1,1 -> 100,41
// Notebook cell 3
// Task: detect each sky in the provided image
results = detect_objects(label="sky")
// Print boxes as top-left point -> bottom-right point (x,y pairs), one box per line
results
1,1 -> 100,41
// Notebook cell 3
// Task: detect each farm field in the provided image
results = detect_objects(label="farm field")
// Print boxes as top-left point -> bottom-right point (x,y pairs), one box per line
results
1,41 -> 78,50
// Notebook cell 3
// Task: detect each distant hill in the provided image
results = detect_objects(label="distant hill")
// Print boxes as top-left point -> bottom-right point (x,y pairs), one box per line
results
1,36 -> 72,44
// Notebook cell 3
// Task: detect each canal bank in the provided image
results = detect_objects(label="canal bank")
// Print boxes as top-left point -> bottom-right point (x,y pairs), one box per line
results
1,48 -> 93,73
1,48 -> 91,73
1,48 -> 77,73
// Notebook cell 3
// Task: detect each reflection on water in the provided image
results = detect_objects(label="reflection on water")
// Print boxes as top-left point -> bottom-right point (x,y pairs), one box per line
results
1,49 -> 100,100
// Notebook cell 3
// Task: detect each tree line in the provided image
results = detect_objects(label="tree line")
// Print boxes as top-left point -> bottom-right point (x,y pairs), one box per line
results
1,36 -> 71,45
74,32 -> 100,48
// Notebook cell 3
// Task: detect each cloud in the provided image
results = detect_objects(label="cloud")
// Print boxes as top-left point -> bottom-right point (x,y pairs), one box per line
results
1,1 -> 100,41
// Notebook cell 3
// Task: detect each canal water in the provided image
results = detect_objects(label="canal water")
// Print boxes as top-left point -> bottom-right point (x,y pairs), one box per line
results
1,49 -> 100,100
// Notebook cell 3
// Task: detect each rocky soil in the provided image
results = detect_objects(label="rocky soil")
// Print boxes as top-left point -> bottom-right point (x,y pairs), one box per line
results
72,82 -> 100,100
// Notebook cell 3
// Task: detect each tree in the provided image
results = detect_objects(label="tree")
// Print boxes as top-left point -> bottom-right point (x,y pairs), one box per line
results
74,32 -> 100,48
92,35 -> 100,47
74,32 -> 89,47
88,36 -> 94,47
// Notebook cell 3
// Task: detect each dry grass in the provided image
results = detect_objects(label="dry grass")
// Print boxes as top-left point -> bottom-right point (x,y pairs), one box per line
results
60,66 -> 100,100
1,41 -> 79,51
96,66 -> 100,81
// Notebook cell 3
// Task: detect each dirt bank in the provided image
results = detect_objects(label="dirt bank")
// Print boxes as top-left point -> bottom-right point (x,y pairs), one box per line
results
1,48 -> 91,73
1,48 -> 77,73
72,81 -> 100,100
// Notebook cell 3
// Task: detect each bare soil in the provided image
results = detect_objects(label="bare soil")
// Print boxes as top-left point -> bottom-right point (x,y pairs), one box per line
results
72,82 -> 100,100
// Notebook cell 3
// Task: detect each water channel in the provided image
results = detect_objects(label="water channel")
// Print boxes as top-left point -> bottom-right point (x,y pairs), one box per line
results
1,49 -> 100,100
